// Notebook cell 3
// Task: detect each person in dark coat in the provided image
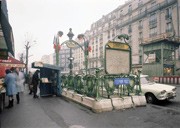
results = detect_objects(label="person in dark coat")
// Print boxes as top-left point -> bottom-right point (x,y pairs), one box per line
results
32,70 -> 40,98
4,69 -> 17,108
27,71 -> 33,95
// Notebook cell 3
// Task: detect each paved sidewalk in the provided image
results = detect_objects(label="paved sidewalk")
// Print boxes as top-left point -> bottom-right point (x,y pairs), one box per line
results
0,87 -> 64,128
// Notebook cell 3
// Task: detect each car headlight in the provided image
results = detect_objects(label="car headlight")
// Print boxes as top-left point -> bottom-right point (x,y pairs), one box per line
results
172,88 -> 176,92
160,90 -> 166,95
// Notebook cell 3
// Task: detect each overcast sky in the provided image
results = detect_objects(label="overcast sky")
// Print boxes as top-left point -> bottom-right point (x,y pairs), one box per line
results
6,0 -> 126,64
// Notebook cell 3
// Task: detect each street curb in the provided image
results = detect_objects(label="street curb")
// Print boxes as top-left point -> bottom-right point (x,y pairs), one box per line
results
62,89 -> 146,113
131,95 -> 147,107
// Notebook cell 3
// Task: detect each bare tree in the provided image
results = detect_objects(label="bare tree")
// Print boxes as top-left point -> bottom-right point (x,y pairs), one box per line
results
24,33 -> 36,75
18,53 -> 25,63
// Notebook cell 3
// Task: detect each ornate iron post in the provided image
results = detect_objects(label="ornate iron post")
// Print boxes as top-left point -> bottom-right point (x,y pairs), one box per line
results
77,34 -> 90,75
67,28 -> 74,75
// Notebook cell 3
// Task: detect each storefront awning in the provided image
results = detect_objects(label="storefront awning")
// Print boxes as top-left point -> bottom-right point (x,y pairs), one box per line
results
32,61 -> 60,70
0,56 -> 25,68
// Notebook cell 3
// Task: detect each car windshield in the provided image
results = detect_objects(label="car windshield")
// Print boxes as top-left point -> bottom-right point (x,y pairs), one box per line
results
141,76 -> 154,84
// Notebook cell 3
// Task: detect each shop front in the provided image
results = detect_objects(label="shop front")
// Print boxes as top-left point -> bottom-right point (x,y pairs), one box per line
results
0,8 -> 15,60
0,57 -> 25,112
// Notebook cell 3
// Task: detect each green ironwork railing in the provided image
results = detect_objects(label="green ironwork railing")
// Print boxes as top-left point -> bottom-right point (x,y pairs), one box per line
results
60,34 -> 142,99
60,69 -> 142,99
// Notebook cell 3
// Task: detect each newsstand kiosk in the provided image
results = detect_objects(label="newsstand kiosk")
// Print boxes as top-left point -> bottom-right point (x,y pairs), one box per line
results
32,61 -> 62,96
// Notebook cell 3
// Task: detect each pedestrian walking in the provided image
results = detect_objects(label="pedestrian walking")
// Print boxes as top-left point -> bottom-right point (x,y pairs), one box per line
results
4,69 -> 17,108
14,67 -> 25,104
32,70 -> 40,98
27,71 -> 33,95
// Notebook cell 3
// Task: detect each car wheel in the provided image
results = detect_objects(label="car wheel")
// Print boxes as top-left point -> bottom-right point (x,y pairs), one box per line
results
145,93 -> 157,104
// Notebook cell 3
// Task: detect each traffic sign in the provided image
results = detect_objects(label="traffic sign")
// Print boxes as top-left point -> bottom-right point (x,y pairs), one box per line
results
114,78 -> 130,86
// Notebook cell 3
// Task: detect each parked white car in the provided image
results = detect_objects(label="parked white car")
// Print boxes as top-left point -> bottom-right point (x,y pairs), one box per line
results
140,75 -> 176,104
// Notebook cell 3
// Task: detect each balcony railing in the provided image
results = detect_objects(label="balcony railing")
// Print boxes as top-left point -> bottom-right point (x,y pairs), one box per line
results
166,28 -> 173,33
149,20 -> 157,28
165,14 -> 172,20
143,32 -> 180,44
138,2 -> 143,7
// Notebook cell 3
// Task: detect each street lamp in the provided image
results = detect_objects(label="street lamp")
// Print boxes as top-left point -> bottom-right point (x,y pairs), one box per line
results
53,31 -> 63,66
67,28 -> 74,75
77,34 -> 90,75
60,28 -> 82,75
59,29 -> 89,75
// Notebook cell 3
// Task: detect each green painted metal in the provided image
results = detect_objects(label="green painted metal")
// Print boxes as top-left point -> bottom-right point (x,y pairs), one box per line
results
74,75 -> 84,94
142,40 -> 179,76
60,34 -> 142,99
61,75 -> 68,88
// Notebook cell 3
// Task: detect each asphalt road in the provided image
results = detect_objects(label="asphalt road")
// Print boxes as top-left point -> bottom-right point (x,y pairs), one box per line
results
1,86 -> 180,128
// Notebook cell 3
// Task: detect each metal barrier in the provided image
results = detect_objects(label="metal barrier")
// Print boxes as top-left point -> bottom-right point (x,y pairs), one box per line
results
60,69 -> 141,99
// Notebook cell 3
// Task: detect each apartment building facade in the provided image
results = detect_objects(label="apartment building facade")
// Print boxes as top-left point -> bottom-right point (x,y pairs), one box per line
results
41,54 -> 54,65
59,45 -> 70,73
70,0 -> 180,76
52,0 -> 179,76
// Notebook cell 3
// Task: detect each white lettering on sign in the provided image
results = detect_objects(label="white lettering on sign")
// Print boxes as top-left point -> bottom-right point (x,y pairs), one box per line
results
0,60 -> 12,63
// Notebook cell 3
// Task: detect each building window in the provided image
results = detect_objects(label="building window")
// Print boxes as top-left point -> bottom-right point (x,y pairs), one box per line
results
107,31 -> 110,39
112,29 -> 115,37
149,27 -> 157,37
138,0 -> 143,7
139,32 -> 143,39
166,22 -> 172,32
120,28 -> 123,34
139,8 -> 143,15
128,35 -> 132,45
128,25 -> 132,33
149,13 -> 157,23
119,19 -> 123,25
151,1 -> 156,7
96,37 -> 98,44
100,34 -> 103,41
128,4 -> 132,13
166,8 -> 172,20
138,20 -> 143,29
108,22 -> 111,28
129,14 -> 132,21
120,9 -> 123,16
149,13 -> 157,28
